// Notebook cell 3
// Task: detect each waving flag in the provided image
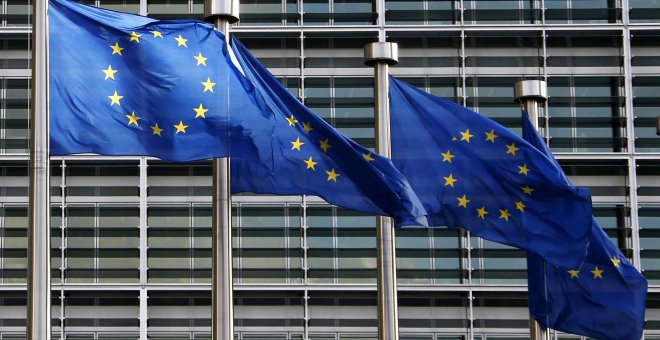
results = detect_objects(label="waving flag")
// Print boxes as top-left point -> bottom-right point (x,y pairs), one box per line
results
49,0 -> 428,225
229,39 -> 428,227
389,76 -> 592,267
522,111 -> 647,340
50,0 -> 274,163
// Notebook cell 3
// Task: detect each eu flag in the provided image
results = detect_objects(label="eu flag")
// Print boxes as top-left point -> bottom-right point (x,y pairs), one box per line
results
228,39 -> 428,227
523,112 -> 648,340
389,76 -> 592,267
49,0 -> 274,163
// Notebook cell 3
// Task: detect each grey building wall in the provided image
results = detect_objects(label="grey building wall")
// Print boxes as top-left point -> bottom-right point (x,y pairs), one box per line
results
0,0 -> 658,339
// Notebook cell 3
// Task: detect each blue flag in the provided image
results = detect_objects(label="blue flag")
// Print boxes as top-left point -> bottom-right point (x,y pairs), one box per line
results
523,112 -> 648,340
49,0 -> 274,163
389,76 -> 592,267
229,39 -> 428,227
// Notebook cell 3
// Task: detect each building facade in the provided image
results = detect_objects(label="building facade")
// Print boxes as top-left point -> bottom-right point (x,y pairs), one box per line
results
0,0 -> 659,338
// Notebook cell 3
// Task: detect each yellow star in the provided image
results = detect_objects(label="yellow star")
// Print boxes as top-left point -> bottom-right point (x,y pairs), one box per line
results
460,129 -> 473,143
194,52 -> 208,66
506,142 -> 519,156
441,150 -> 455,163
515,201 -> 526,212
611,256 -> 621,268
451,136 -> 458,141
175,34 -> 188,47
174,121 -> 189,134
568,269 -> 580,279
151,123 -> 163,136
485,129 -> 498,143
193,103 -> 208,118
320,139 -> 331,153
522,186 -> 534,195
591,266 -> 604,279
108,91 -> 123,106
499,209 -> 511,221
102,65 -> 118,80
291,137 -> 304,151
326,169 -> 340,182
518,164 -> 530,176
304,156 -> 317,170
126,112 -> 140,126
110,42 -> 124,56
457,195 -> 470,208
129,31 -> 142,43
363,153 -> 374,161
201,77 -> 216,92
476,206 -> 488,219
151,30 -> 163,38
443,173 -> 458,188
302,122 -> 314,132
286,115 -> 298,126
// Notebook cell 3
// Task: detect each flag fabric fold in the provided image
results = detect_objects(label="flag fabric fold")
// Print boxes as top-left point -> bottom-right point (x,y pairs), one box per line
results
523,112 -> 648,340
388,76 -> 592,267
229,39 -> 428,227
50,0 -> 275,163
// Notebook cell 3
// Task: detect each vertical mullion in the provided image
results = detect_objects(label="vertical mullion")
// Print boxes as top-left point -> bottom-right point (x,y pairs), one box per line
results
94,205 -> 99,284
332,206 -> 338,284
376,0 -> 386,35
188,203 -> 193,283
140,0 -> 148,16
330,76 -> 336,136
1,78 -> 6,154
621,0 -> 629,25
284,204 -> 290,284
541,28 -> 548,138
236,203 -> 242,285
302,198 -> 308,285
58,160 -> 66,340
468,288 -> 475,340
0,203 -> 3,284
3,0 -> 7,27
570,77 -> 577,152
61,161 -> 68,339
139,157 -> 148,340
300,0 -> 305,25
622,26 -> 642,269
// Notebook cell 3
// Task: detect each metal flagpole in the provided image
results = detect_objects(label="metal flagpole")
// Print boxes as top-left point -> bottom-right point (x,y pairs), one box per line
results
364,42 -> 400,340
204,1 -> 239,339
514,80 -> 550,340
27,0 -> 51,338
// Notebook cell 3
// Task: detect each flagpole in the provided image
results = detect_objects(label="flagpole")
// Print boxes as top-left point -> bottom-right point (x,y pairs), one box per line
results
204,1 -> 239,339
364,42 -> 400,340
514,80 -> 550,340
27,0 -> 51,338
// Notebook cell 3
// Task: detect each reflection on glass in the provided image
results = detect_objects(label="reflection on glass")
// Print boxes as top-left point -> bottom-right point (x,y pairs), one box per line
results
148,0 -> 190,19
464,0 -> 534,24
100,0 -> 140,13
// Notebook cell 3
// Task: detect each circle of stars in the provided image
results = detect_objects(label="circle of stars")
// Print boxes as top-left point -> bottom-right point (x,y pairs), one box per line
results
103,30 -> 218,138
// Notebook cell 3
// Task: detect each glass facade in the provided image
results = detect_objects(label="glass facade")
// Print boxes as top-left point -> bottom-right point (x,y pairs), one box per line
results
0,0 -> 658,338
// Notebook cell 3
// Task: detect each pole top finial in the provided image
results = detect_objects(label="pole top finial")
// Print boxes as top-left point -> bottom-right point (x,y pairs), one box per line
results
514,80 -> 548,104
364,42 -> 399,66
204,0 -> 240,23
